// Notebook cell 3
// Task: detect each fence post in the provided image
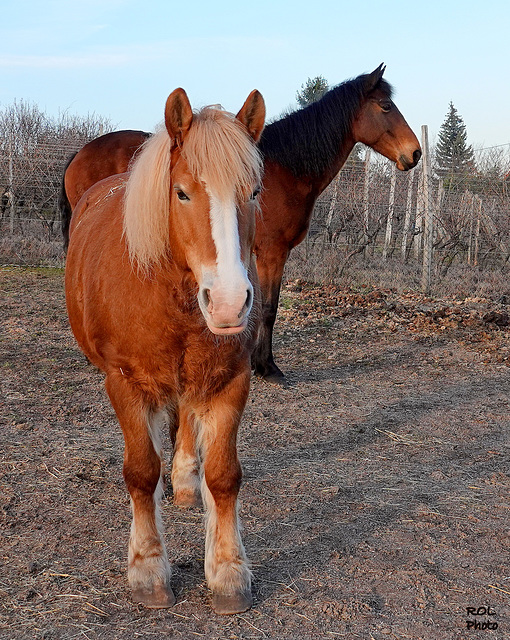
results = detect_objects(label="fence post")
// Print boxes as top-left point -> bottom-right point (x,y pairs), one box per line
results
401,170 -> 414,260
8,139 -> 14,234
467,191 -> 478,266
414,168 -> 424,259
435,182 -> 444,247
325,176 -> 339,242
474,212 -> 480,266
362,149 -> 371,250
421,125 -> 434,294
383,164 -> 397,260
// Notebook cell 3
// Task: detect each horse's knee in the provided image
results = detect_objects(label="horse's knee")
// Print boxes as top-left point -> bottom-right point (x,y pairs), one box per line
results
123,448 -> 161,496
204,458 -> 242,502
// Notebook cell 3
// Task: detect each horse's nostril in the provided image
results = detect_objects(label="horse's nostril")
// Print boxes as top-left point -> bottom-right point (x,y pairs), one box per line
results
201,288 -> 211,309
413,149 -> 422,165
239,289 -> 252,318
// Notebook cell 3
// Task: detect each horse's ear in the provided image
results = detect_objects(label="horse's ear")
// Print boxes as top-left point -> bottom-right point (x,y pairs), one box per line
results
165,88 -> 193,147
365,63 -> 386,92
236,90 -> 266,142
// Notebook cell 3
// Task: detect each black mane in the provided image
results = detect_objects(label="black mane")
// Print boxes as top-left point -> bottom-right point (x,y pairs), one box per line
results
258,73 -> 393,179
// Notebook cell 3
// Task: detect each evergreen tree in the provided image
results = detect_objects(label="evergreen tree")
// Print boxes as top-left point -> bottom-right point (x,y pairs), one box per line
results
296,76 -> 329,108
435,102 -> 474,181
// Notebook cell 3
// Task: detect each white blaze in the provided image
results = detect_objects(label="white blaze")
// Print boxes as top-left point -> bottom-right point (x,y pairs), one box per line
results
199,190 -> 253,329
209,192 -> 248,290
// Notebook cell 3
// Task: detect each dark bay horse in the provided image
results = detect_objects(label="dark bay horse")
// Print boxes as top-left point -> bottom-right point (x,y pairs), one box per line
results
254,64 -> 421,379
65,89 -> 265,614
61,65 -> 421,381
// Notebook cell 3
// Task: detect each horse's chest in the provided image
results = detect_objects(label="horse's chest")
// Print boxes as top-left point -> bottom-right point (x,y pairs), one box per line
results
114,300 -> 249,401
177,341 -> 245,398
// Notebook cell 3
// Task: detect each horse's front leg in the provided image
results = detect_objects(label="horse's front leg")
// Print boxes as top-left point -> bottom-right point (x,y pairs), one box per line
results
105,373 -> 175,608
171,404 -> 201,507
251,245 -> 288,383
198,369 -> 252,615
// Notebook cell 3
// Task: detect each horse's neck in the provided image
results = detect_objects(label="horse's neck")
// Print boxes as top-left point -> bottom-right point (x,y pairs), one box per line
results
311,133 -> 356,196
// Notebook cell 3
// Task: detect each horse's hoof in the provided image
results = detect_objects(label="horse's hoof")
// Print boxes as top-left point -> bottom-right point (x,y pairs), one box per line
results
262,369 -> 286,385
173,489 -> 202,508
212,590 -> 253,615
132,583 -> 176,608
254,362 -> 286,385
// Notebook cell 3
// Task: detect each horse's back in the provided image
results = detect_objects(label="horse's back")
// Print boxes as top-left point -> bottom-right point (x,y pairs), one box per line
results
65,130 -> 150,210
68,173 -> 126,246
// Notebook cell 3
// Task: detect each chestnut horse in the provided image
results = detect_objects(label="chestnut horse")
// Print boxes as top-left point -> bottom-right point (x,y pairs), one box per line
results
61,65 -> 421,381
65,89 -> 265,614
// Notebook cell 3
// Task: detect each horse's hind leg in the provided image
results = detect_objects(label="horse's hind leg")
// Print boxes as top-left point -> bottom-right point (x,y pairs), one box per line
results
197,370 -> 252,615
171,404 -> 201,507
105,374 -> 175,608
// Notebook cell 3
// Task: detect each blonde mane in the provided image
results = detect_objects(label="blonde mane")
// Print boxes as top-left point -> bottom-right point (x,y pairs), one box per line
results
123,106 -> 263,271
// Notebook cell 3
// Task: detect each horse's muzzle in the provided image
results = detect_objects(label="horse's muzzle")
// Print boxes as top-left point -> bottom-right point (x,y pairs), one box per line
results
398,149 -> 422,171
199,285 -> 253,336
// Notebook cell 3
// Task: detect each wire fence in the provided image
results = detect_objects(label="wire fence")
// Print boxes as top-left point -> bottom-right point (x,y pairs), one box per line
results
0,138 -> 82,267
1,131 -> 510,298
287,129 -> 510,297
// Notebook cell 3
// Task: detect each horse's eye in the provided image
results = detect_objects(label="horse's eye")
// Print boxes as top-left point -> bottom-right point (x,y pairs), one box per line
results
176,189 -> 189,201
250,186 -> 261,201
380,101 -> 392,113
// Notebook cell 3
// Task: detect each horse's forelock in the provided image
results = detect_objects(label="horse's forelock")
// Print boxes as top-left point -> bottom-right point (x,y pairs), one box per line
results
182,107 -> 263,202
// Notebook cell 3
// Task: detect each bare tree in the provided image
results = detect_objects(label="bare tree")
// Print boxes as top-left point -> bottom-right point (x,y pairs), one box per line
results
0,100 -> 113,236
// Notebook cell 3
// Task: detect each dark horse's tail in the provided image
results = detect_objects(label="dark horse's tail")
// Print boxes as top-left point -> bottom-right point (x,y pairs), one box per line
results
59,152 -> 78,252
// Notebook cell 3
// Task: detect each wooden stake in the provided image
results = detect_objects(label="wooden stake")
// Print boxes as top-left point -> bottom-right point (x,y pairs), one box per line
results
421,125 -> 434,294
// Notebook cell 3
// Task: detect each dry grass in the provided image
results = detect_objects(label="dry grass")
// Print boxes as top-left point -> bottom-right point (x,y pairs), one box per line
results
0,223 -> 64,268
2,218 -> 510,301
285,241 -> 510,300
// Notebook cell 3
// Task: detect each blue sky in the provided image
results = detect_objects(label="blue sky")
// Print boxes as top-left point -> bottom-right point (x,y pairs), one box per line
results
1,0 -> 509,149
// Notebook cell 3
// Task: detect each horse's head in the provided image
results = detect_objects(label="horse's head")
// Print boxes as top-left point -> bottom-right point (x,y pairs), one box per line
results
165,89 -> 265,336
352,64 -> 421,171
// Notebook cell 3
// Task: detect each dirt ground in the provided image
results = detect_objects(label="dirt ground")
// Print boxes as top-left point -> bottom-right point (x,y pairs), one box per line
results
1,267 -> 509,640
